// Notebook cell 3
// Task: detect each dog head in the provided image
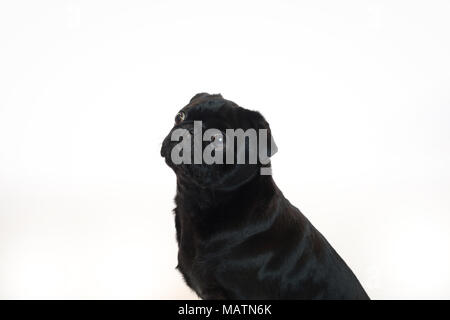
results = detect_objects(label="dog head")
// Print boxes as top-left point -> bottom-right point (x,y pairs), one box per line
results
160,93 -> 277,191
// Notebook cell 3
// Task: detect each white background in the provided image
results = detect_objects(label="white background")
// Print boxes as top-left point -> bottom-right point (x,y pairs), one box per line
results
1,0 -> 449,299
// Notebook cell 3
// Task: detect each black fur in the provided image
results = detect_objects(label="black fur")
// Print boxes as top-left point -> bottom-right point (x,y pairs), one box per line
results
160,93 -> 369,300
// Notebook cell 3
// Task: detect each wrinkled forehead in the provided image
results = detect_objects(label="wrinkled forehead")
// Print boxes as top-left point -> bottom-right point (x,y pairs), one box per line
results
181,97 -> 239,123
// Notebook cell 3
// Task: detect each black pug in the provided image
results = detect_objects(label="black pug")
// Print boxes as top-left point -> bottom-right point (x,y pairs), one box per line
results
160,93 -> 369,300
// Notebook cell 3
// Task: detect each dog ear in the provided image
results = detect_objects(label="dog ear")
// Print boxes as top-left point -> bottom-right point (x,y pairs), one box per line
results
248,110 -> 277,160
210,109 -> 277,191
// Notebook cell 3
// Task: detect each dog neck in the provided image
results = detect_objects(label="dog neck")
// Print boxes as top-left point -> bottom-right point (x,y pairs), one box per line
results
174,172 -> 277,220
173,170 -> 284,243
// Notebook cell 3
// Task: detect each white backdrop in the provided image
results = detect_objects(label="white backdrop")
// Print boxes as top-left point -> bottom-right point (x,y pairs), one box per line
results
1,0 -> 450,299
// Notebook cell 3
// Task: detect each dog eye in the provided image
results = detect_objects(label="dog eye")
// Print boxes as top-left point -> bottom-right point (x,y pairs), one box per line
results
175,111 -> 186,124
211,133 -> 224,148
